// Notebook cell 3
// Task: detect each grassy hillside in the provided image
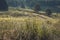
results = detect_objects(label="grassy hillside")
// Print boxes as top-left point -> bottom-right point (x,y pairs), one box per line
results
0,9 -> 60,40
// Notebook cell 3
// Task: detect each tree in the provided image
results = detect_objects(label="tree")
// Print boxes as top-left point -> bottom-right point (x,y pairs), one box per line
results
34,3 -> 41,13
45,9 -> 52,16
21,2 -> 25,8
0,0 -> 8,11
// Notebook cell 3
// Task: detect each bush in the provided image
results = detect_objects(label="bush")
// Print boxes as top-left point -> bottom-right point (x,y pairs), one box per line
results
34,3 -> 41,13
46,9 -> 52,16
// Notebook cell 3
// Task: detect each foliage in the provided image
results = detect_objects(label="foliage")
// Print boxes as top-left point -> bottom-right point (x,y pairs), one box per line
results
6,0 -> 60,12
0,17 -> 59,40
34,3 -> 41,13
0,8 -> 60,40
0,0 -> 8,11
45,9 -> 52,16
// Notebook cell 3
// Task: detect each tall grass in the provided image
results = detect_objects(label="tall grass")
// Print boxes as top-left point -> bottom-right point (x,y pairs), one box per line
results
0,17 -> 60,40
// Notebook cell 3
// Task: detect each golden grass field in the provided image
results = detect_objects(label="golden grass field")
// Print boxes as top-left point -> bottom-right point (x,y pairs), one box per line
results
0,8 -> 60,40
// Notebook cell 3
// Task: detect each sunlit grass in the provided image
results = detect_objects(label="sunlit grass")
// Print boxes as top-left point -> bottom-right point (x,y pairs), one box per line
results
0,8 -> 60,40
0,16 -> 59,40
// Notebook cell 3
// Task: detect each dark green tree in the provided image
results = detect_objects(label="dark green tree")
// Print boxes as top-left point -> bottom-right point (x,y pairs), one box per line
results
0,0 -> 8,11
46,9 -> 52,16
34,3 -> 41,13
21,1 -> 25,8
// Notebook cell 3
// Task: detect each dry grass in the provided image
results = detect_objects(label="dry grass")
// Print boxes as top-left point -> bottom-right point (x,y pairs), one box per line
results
0,9 -> 60,40
0,17 -> 59,40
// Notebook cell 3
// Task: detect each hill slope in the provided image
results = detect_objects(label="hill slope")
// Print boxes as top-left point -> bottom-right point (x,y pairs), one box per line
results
0,9 -> 60,40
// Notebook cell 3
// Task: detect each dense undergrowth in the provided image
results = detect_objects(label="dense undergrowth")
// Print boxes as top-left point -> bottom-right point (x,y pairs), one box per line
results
0,17 -> 60,40
0,9 -> 60,40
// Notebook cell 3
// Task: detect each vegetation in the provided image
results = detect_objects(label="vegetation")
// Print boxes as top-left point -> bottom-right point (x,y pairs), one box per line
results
0,0 -> 8,11
0,17 -> 57,40
34,3 -> 40,13
0,0 -> 60,40
6,0 -> 60,12
0,9 -> 60,40
45,9 -> 52,16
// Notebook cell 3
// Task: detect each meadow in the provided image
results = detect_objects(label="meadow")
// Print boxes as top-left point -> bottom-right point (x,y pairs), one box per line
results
0,8 -> 60,40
